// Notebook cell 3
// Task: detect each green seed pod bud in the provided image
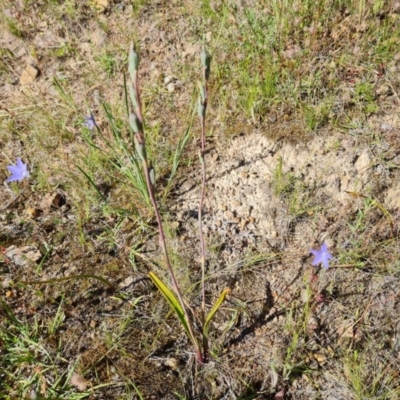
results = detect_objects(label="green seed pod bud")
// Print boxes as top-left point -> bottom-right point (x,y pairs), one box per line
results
201,48 -> 210,69
129,43 -> 139,80
200,85 -> 206,102
201,47 -> 211,80
129,83 -> 138,110
149,165 -> 156,187
129,112 -> 142,133
198,100 -> 206,118
134,134 -> 146,161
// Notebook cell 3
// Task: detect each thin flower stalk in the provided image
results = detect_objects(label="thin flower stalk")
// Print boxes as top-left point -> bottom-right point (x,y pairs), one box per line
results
128,44 -> 202,363
198,47 -> 211,362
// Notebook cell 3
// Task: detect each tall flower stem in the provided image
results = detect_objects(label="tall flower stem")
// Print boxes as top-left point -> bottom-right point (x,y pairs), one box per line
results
198,109 -> 207,361
198,47 -> 210,362
128,44 -> 202,363
141,151 -> 202,362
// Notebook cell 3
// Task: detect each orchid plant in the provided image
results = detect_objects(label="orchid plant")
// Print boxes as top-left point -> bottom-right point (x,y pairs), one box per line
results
2,46 -> 337,369
127,44 -> 229,364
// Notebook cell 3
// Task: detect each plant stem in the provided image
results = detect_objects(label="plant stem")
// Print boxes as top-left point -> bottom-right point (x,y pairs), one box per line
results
198,64 -> 208,362
141,155 -> 202,362
131,76 -> 202,363
199,118 -> 208,362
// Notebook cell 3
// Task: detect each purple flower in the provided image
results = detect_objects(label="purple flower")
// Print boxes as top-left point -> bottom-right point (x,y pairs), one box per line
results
83,114 -> 96,130
310,242 -> 333,270
6,158 -> 30,183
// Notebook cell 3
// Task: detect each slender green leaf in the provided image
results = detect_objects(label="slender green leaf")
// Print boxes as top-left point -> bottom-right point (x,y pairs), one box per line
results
203,288 -> 231,338
76,165 -> 108,203
148,272 -> 195,344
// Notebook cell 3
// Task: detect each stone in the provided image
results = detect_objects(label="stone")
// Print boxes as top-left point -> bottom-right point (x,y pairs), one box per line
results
5,245 -> 41,267
93,0 -> 109,12
354,151 -> 371,174
385,186 -> 400,210
20,65 -> 39,84
119,276 -> 134,288
167,82 -> 175,92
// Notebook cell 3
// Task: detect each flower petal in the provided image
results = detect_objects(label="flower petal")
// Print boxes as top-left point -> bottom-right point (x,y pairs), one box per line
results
6,158 -> 29,182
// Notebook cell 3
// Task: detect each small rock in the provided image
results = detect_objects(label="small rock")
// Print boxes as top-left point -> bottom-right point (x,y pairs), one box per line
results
167,82 -> 175,92
1,278 -> 13,288
20,65 -> 39,84
380,122 -> 394,132
385,186 -> 400,210
25,207 -> 42,218
164,76 -> 176,85
93,0 -> 109,12
354,151 -> 371,174
164,358 -> 178,369
224,210 -> 234,220
376,84 -> 390,95
70,373 -> 88,392
5,245 -> 41,267
231,200 -> 241,208
217,203 -> 227,211
119,276 -> 134,288
239,219 -> 248,230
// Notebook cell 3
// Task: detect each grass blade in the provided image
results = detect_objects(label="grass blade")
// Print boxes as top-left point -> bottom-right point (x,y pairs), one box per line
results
76,165 -> 108,203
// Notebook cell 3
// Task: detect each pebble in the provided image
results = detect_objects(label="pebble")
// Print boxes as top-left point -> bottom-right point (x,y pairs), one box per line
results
164,358 -> 178,369
231,200 -> 241,208
164,76 -> 176,85
5,245 -> 41,267
224,210 -> 234,220
20,65 -> 39,84
167,82 -> 175,92
119,276 -> 134,288
354,150 -> 371,174
218,203 -> 227,211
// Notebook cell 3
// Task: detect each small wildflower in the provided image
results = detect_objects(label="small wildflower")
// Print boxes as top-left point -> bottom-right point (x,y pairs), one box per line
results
6,158 -> 30,183
83,114 -> 96,130
310,242 -> 333,270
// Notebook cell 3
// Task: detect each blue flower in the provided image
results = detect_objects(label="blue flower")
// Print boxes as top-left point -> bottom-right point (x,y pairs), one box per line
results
6,158 -> 30,182
310,242 -> 333,270
83,114 -> 96,130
